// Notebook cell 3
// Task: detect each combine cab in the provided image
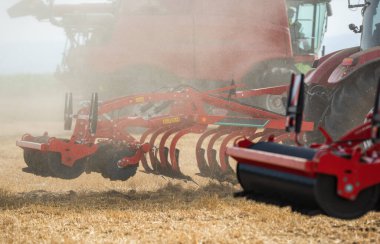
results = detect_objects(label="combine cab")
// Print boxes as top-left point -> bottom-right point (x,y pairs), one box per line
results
8,0 -> 331,104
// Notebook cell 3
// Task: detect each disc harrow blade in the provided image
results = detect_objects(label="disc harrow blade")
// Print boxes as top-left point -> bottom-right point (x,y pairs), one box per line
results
21,136 -> 52,177
47,152 -> 86,179
22,149 -> 51,177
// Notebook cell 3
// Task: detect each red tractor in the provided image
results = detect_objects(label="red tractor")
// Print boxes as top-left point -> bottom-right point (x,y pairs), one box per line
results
304,0 -> 380,142
8,0 -> 332,112
227,0 -> 380,219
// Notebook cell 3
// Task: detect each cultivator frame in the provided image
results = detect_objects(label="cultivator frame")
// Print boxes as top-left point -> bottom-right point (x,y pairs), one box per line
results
228,74 -> 380,219
17,84 -> 313,181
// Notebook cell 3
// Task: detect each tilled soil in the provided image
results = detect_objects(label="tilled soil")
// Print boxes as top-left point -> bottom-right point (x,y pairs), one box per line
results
1,134 -> 380,243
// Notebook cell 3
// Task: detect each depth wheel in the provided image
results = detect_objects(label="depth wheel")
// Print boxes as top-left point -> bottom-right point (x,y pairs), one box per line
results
47,152 -> 86,179
314,174 -> 379,219
103,148 -> 138,181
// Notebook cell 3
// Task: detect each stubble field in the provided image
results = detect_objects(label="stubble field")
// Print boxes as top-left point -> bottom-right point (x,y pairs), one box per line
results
0,76 -> 380,243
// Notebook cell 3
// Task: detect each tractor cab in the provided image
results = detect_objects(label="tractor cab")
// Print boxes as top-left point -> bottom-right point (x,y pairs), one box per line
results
356,0 -> 380,50
287,0 -> 332,58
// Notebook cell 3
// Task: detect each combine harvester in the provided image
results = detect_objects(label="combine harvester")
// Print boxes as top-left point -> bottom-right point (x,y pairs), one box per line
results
228,74 -> 380,219
8,0 -> 332,113
17,84 -> 314,181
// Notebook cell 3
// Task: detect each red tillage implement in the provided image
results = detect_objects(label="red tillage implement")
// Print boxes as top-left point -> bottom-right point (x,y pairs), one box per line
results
228,74 -> 380,219
17,84 -> 313,182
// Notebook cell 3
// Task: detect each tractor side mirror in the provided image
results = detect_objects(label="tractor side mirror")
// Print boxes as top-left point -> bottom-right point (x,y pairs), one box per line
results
64,92 -> 73,131
349,23 -> 362,33
285,74 -> 305,134
372,79 -> 380,142
89,93 -> 98,135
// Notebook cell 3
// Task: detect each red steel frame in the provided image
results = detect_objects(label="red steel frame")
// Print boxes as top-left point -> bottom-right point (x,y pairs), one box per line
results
16,85 -> 314,178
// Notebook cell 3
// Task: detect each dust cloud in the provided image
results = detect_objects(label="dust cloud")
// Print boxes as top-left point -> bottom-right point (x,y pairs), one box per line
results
0,74 -> 66,136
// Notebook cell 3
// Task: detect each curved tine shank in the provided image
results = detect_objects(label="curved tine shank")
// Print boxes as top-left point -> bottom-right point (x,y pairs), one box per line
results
140,127 -> 156,143
274,132 -> 293,143
206,127 -> 236,172
139,128 -> 156,172
195,127 -> 222,174
148,126 -> 172,170
158,126 -> 183,168
219,128 -> 255,172
169,125 -> 206,173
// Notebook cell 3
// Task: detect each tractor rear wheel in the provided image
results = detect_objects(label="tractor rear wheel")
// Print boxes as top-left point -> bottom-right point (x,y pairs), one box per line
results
305,63 -> 380,142
47,152 -> 86,179
314,174 -> 379,219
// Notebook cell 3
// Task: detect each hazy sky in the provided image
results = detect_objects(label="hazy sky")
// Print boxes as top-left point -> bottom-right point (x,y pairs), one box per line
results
0,0 -> 364,74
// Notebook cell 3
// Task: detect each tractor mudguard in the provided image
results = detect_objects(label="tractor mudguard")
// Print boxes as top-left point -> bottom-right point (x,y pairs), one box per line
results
328,47 -> 380,85
305,47 -> 360,86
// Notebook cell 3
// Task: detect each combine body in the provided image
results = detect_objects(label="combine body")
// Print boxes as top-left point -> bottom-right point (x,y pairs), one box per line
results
8,0 -> 331,95
228,74 -> 380,219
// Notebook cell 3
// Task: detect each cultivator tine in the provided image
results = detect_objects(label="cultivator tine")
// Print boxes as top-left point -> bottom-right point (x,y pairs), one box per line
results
219,128 -> 255,173
246,130 -> 272,142
158,126 -> 182,169
273,132 -> 293,143
169,125 -> 206,178
206,128 -> 237,177
139,128 -> 156,172
148,126 -> 172,171
195,128 -> 222,176
209,149 -> 219,172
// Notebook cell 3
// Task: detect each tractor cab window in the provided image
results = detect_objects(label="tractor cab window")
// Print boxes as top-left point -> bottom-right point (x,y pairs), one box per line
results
362,0 -> 380,50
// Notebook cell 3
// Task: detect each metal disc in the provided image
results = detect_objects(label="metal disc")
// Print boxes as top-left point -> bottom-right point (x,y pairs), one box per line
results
23,149 -> 52,176
23,148 -> 37,169
314,174 -> 379,219
47,152 -> 85,179
103,148 -> 138,181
